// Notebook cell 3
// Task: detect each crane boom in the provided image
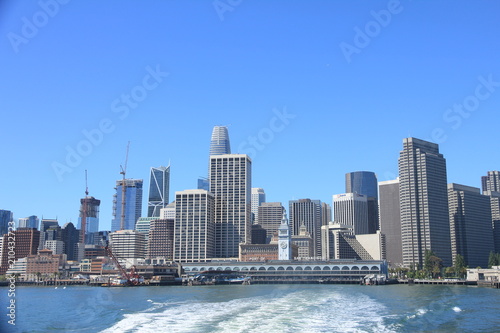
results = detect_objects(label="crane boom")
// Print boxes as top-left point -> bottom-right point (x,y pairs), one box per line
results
120,142 -> 130,230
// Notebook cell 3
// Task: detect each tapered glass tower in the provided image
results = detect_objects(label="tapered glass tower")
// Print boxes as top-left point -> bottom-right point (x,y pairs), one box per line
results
148,165 -> 170,217
209,126 -> 231,156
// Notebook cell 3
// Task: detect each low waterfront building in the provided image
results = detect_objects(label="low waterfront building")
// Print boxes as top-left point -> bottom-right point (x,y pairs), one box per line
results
467,266 -> 500,286
26,249 -> 65,280
182,260 -> 388,283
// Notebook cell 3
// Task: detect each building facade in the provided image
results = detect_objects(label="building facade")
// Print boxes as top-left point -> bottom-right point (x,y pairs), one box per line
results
78,196 -> 101,244
209,125 -> 231,156
251,188 -> 266,224
258,202 -> 284,243
448,183 -> 494,268
289,199 -> 323,258
148,165 -> 170,217
482,171 -> 500,193
333,193 -> 369,235
0,228 -> 40,275
147,218 -> 174,259
18,215 -> 39,229
109,229 -> 146,259
378,179 -> 403,266
174,190 -> 215,262
0,209 -> 13,236
210,154 -> 252,258
398,137 -> 452,267
111,179 -> 143,231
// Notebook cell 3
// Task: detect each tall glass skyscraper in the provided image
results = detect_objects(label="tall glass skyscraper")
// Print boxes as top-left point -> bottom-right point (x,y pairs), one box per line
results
148,165 -> 170,217
346,171 -> 379,233
399,137 -> 452,267
111,179 -> 143,231
289,199 -> 323,258
18,215 -> 39,229
209,126 -> 231,156
0,210 -> 13,235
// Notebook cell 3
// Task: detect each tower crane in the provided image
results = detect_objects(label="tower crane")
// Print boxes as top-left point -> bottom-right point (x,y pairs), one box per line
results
120,142 -> 130,231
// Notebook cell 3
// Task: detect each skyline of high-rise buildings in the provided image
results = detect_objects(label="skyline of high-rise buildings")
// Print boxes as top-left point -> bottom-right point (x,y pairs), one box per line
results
3,128 -> 500,270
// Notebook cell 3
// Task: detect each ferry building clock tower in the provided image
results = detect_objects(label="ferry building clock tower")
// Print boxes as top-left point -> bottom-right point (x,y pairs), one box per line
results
278,212 -> 292,260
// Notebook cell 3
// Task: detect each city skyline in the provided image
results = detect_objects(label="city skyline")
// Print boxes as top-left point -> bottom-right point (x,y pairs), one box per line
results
1,1 -> 500,230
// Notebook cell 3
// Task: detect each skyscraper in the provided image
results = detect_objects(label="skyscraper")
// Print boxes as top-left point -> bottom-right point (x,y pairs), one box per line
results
0,209 -> 13,236
448,183 -> 494,268
209,126 -> 231,156
148,165 -> 170,217
78,196 -> 101,244
61,222 -> 81,261
399,137 -> 452,267
258,202 -> 285,243
174,189 -> 215,262
18,215 -> 39,229
0,228 -> 40,275
148,218 -> 174,260
482,171 -> 500,194
38,219 -> 59,251
251,188 -> 266,223
289,199 -> 323,258
111,179 -> 143,231
346,171 -> 379,233
333,193 -> 369,235
210,154 -> 252,258
379,179 -> 402,266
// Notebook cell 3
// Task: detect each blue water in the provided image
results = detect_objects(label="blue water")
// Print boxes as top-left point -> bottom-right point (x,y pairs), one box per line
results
2,284 -> 500,332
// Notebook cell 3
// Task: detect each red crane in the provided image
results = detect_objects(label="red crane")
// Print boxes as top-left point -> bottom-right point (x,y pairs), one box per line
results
104,244 -> 139,286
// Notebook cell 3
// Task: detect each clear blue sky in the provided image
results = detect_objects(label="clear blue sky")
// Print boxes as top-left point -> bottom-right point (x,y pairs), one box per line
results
1,0 -> 499,231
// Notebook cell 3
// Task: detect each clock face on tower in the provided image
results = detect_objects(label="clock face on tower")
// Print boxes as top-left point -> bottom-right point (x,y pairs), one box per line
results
280,242 -> 287,249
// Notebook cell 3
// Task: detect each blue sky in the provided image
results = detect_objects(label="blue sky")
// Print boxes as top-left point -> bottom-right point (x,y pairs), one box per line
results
1,0 -> 499,231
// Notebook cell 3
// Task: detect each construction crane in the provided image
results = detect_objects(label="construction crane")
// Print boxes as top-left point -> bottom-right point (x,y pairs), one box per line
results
104,243 -> 140,286
80,170 -> 89,245
120,142 -> 130,231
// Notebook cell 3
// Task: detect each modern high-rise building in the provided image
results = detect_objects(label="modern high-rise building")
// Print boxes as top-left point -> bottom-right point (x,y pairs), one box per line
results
174,189 -> 215,262
0,209 -> 13,236
197,178 -> 209,191
289,199 -> 323,258
321,202 -> 332,226
78,196 -> 101,244
147,218 -> 174,260
209,126 -> 231,156
258,202 -> 284,243
379,179 -> 403,266
18,215 -> 39,229
135,217 -> 158,242
399,137 -> 452,267
251,188 -> 266,224
111,179 -> 143,231
346,171 -> 379,233
109,230 -> 146,260
148,165 -> 170,217
61,222 -> 81,261
482,171 -> 500,194
0,228 -> 40,275
210,154 -> 252,258
160,202 -> 176,220
38,219 -> 59,251
448,183 -> 494,268
486,191 -> 500,253
333,193 -> 369,235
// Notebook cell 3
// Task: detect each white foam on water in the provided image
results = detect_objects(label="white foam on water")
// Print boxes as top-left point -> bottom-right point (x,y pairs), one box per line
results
452,306 -> 461,313
101,288 -> 394,333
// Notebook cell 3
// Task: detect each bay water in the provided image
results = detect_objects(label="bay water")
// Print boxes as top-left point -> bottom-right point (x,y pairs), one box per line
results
3,284 -> 500,332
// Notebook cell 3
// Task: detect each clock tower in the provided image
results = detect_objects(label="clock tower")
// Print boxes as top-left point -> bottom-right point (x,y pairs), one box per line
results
278,212 -> 292,260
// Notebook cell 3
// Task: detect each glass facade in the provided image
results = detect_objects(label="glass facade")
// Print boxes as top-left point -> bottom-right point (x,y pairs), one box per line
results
148,166 -> 170,217
111,179 -> 143,231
